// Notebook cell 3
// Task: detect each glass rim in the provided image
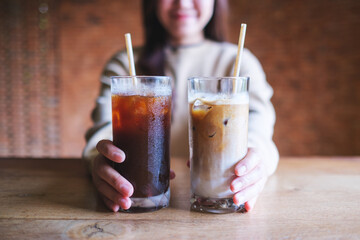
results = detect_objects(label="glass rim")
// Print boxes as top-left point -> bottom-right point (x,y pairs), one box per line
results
111,75 -> 171,80
188,76 -> 249,81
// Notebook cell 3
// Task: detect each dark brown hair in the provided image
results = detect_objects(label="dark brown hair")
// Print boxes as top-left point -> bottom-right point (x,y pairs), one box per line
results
137,0 -> 229,75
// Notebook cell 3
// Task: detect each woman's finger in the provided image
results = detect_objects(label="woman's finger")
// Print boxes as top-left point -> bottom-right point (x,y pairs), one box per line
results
94,175 -> 132,210
234,148 -> 260,176
233,176 -> 267,206
230,163 -> 265,193
93,175 -> 124,205
102,195 -> 120,212
96,156 -> 133,197
102,194 -> 131,211
244,196 -> 258,212
118,197 -> 132,210
96,140 -> 126,163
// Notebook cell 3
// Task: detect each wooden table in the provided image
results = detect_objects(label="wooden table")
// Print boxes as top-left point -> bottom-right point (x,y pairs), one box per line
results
0,157 -> 359,239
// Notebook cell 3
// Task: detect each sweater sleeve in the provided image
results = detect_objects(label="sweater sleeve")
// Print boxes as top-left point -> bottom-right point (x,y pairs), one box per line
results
82,50 -> 130,171
241,49 -> 279,176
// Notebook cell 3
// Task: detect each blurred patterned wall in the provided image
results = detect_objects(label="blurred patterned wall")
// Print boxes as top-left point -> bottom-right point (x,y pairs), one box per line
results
230,0 -> 360,155
0,0 -> 60,156
0,0 -> 359,157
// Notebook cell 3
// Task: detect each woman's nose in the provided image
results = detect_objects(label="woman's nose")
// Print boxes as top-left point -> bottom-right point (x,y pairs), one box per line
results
176,0 -> 195,9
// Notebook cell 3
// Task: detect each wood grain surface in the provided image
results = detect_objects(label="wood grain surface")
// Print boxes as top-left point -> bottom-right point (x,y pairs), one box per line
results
0,157 -> 359,239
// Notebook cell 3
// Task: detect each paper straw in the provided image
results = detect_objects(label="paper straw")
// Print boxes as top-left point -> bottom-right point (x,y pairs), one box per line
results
125,33 -> 136,76
125,33 -> 137,89
233,24 -> 247,77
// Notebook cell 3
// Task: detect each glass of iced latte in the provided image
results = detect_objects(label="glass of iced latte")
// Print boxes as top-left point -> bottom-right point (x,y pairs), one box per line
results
188,77 -> 250,213
111,76 -> 172,213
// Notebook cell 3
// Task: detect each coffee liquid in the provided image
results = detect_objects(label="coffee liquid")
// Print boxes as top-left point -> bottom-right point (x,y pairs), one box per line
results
112,94 -> 171,198
190,98 -> 249,198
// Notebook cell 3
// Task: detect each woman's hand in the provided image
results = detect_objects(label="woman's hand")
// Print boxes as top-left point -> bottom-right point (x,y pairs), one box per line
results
92,139 -> 176,212
230,148 -> 268,212
92,140 -> 133,212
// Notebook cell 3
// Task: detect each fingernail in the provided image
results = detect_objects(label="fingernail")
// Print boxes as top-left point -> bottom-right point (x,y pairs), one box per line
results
120,198 -> 131,210
120,184 -> 131,195
235,195 -> 245,205
233,181 -> 243,192
113,205 -> 120,212
236,165 -> 246,175
114,151 -> 125,162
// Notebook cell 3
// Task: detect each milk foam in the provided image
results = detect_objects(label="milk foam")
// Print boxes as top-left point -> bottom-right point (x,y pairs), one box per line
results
189,92 -> 249,105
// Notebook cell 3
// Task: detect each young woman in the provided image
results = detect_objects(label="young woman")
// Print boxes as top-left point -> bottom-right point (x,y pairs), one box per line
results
83,0 -> 279,212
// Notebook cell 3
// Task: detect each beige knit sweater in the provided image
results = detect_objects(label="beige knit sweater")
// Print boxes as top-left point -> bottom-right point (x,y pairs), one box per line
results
83,40 -> 279,175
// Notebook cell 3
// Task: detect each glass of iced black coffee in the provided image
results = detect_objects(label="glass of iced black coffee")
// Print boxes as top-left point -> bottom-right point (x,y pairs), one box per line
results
111,76 -> 172,213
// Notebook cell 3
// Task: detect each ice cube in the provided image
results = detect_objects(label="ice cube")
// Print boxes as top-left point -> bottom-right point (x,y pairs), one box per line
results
134,99 -> 147,115
193,99 -> 212,111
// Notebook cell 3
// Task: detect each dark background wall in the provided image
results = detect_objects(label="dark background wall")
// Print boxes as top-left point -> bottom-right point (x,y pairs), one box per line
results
0,0 -> 359,157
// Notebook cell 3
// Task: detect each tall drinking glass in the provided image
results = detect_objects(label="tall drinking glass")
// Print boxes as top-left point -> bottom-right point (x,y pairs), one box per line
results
188,77 -> 250,213
111,76 -> 172,213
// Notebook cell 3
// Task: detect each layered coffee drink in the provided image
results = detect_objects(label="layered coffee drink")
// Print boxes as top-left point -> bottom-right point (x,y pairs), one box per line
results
188,77 -> 249,213
111,76 -> 172,213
